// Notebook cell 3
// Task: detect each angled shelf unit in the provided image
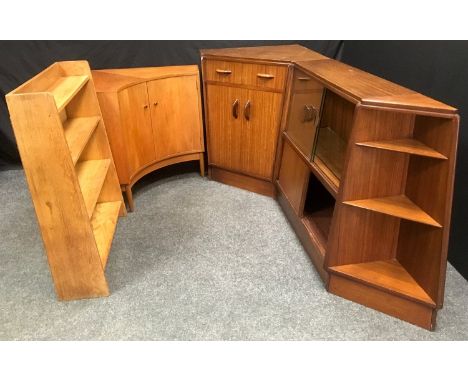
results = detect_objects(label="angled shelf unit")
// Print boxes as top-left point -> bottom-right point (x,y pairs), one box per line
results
6,61 -> 125,301
275,56 -> 459,330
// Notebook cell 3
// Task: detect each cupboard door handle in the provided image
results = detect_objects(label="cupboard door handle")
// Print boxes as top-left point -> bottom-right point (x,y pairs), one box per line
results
153,102 -> 158,106
298,77 -> 311,81
143,104 -> 149,109
257,73 -> 274,79
244,100 -> 251,121
216,69 -> 232,75
303,105 -> 318,124
232,99 -> 239,119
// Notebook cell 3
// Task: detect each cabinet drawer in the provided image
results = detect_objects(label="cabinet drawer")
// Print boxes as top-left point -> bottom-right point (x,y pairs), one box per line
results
293,68 -> 322,92
204,59 -> 287,91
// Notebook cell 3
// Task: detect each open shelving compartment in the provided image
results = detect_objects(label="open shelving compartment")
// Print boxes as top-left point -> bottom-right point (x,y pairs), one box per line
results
6,61 -> 125,300
326,107 -> 458,329
60,71 -> 125,269
302,171 -> 336,252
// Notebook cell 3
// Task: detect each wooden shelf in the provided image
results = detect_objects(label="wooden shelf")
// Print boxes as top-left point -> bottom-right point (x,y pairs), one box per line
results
76,159 -> 111,217
63,116 -> 101,164
356,138 -> 447,159
329,259 -> 436,307
47,75 -> 89,111
91,201 -> 122,268
343,195 -> 442,228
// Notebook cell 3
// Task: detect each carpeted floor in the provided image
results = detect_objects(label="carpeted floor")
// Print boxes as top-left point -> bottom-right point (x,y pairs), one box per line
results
0,165 -> 467,340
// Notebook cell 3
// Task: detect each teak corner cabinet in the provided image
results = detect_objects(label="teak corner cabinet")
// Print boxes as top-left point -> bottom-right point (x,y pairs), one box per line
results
4,47 -> 459,331
201,45 -> 459,330
92,66 -> 205,211
6,61 -> 125,301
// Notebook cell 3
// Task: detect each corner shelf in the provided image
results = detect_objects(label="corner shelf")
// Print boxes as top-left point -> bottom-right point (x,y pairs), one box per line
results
6,61 -> 125,300
91,201 -> 122,268
343,195 -> 442,228
356,138 -> 447,160
47,75 -> 89,111
76,159 -> 111,217
63,116 -> 101,164
329,259 -> 436,307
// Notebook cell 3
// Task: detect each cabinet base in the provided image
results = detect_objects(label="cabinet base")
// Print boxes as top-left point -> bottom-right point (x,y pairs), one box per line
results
123,152 -> 205,212
328,274 -> 437,330
209,167 -> 276,198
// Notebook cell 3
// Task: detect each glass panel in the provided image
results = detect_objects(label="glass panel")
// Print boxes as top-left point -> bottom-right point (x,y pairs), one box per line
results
312,90 -> 354,182
285,69 -> 324,161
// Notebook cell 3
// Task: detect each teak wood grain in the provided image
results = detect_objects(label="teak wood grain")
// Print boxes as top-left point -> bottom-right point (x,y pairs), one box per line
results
199,44 -> 459,330
278,139 -> 310,215
93,66 -> 205,211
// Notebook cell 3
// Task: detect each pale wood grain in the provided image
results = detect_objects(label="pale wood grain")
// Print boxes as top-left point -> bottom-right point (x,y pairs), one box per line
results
63,116 -> 101,164
47,75 -> 89,111
91,201 -> 122,268
76,159 -> 111,218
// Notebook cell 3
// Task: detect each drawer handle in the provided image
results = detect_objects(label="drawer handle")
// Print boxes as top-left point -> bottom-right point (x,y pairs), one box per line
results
303,105 -> 318,124
298,76 -> 312,81
216,69 -> 232,75
232,99 -> 239,119
244,100 -> 251,121
257,73 -> 274,79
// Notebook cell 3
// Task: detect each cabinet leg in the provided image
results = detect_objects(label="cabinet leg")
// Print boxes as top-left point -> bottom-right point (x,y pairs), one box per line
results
199,154 -> 205,177
125,186 -> 135,212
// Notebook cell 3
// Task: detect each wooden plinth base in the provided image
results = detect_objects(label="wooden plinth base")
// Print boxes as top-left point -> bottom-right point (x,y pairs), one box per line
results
328,274 -> 437,330
209,167 -> 276,198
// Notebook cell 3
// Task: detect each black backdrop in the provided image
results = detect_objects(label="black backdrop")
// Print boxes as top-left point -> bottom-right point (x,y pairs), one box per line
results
0,40 -> 466,280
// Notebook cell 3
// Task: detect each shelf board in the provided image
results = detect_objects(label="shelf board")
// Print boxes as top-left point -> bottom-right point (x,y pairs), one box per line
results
356,138 -> 447,160
75,159 -> 111,218
329,259 -> 436,307
63,116 -> 101,164
47,75 -> 89,112
302,215 -> 328,257
343,195 -> 442,228
91,201 -> 122,268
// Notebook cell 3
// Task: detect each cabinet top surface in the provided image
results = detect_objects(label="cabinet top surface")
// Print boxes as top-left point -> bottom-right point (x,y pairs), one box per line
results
200,44 -> 329,63
92,65 -> 199,92
296,59 -> 457,115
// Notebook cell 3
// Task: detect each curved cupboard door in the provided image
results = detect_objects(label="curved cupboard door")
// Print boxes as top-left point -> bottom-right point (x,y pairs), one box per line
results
240,89 -> 283,179
205,84 -> 244,172
118,83 -> 156,177
147,76 -> 203,161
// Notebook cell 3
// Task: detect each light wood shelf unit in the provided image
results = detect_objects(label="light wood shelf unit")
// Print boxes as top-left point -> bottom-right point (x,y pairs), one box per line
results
6,61 -> 125,301
47,75 -> 89,111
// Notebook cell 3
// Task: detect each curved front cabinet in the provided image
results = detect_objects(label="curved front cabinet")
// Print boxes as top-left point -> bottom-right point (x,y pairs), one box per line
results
93,66 -> 205,211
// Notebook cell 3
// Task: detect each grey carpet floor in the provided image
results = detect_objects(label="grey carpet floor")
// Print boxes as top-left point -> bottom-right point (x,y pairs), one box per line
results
0,166 -> 467,340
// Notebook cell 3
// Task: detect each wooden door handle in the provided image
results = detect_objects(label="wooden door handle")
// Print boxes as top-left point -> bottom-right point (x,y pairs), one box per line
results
153,102 -> 158,106
143,104 -> 149,109
257,73 -> 274,79
298,77 -> 311,81
232,99 -> 239,119
244,100 -> 251,121
216,69 -> 232,75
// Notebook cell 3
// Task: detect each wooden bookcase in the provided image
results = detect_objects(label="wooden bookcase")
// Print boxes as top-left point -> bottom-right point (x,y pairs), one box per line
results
6,61 -> 125,301
275,58 -> 459,330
